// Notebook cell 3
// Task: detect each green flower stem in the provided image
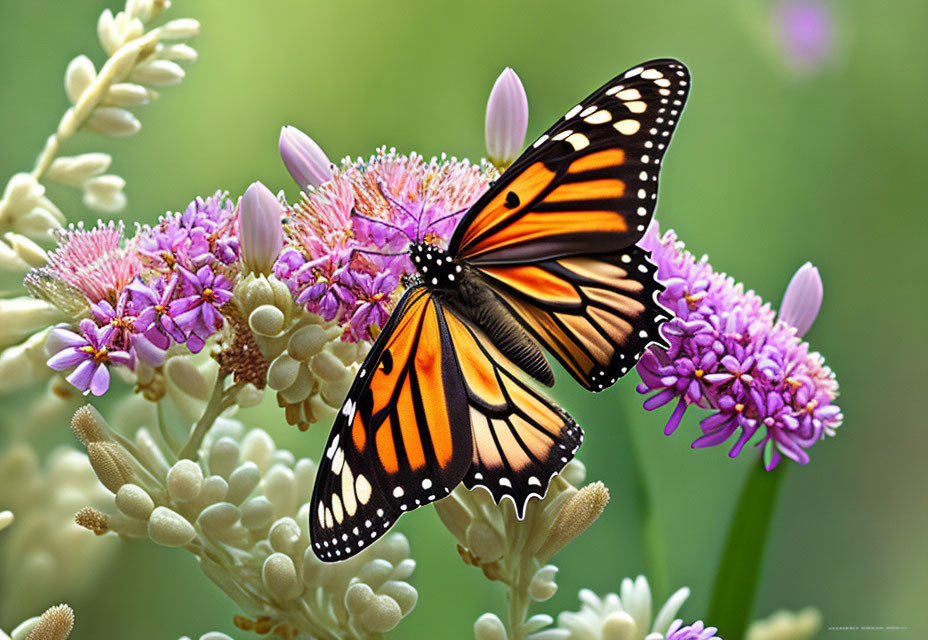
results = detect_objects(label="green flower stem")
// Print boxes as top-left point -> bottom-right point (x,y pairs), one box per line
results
178,375 -> 239,460
707,458 -> 787,640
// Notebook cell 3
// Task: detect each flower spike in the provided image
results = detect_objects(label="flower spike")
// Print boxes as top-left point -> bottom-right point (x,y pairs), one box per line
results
279,125 -> 334,190
485,67 -> 528,169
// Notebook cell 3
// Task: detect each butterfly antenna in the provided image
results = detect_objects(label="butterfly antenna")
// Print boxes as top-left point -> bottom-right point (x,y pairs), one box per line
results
350,209 -> 414,243
421,206 -> 469,234
374,177 -> 426,243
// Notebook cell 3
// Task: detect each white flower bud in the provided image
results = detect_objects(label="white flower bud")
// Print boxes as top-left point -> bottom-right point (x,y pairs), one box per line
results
130,60 -> 185,87
293,458 -> 316,497
17,604 -> 74,640
148,506 -> 196,547
85,107 -> 141,137
82,174 -> 127,213
97,9 -> 121,55
466,521 -> 505,563
197,502 -> 241,536
166,459 -> 204,501
46,153 -> 111,186
236,383 -> 263,408
249,305 -> 285,337
65,54 -> 96,104
269,517 -> 301,556
104,82 -> 152,107
357,558 -> 395,589
165,356 -> 211,400
160,18 -> 200,39
485,67 -> 529,168
376,533 -> 411,566
240,496 -> 274,530
240,181 -> 284,276
310,350 -> 349,382
240,429 -> 276,471
159,43 -> 198,62
524,614 -> 558,636
320,375 -> 353,408
4,233 -> 46,268
263,465 -> 296,517
528,565 -> 559,602
561,459 -> 587,487
208,437 -> 241,479
287,324 -> 332,361
345,583 -> 403,633
0,509 -> 13,531
0,298 -> 63,348
267,353 -> 301,391
226,461 -> 260,505
474,613 -> 508,640
262,552 -> 301,600
328,338 -> 363,365
115,483 -> 155,520
194,475 -> 229,510
279,365 -> 313,405
87,441 -> 134,493
380,580 -> 418,615
601,611 -> 636,640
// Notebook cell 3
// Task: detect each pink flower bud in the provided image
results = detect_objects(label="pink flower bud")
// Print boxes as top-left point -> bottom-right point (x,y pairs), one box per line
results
779,261 -> 823,336
279,125 -> 333,190
485,68 -> 528,168
239,181 -> 283,275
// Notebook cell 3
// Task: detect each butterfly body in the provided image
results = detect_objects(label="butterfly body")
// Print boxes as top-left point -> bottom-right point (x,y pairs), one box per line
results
310,59 -> 691,561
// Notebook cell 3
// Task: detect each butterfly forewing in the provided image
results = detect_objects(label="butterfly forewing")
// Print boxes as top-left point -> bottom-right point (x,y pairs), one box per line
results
450,58 -> 690,264
309,287 -> 473,561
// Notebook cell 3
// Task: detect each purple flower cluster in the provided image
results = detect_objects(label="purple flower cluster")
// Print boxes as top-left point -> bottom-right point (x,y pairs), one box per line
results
30,192 -> 242,396
275,147 -> 495,341
636,223 -> 842,469
666,620 -> 721,640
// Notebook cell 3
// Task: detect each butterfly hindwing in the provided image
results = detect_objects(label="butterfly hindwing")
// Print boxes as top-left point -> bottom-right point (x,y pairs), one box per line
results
477,246 -> 669,390
443,311 -> 583,517
450,58 -> 689,264
310,286 -> 473,561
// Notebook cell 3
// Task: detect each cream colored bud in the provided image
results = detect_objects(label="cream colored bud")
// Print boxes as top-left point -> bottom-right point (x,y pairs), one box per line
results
377,532 -> 412,566
345,583 -> 403,633
310,350 -> 349,382
46,153 -> 111,186
0,509 -> 12,531
236,383 -> 263,408
166,459 -> 204,501
160,18 -> 200,39
240,496 -> 274,530
528,565 -> 558,601
240,429 -> 276,471
130,60 -> 185,87
104,82 -> 151,107
148,506 -> 196,547
278,365 -> 313,405
226,462 -> 260,505
380,580 -> 417,615
267,353 -> 300,390
560,459 -> 587,487
465,521 -> 505,563
23,603 -> 74,640
65,54 -> 96,104
249,305 -> 285,337
197,502 -> 241,536
82,174 -> 127,213
97,10 -> 121,55
269,517 -> 301,556
474,613 -> 508,640
320,375 -> 353,408
747,608 -> 822,640
538,481 -> 610,561
287,325 -> 328,361
433,493 -> 472,542
87,442 -> 134,493
601,611 -> 636,640
115,484 -> 155,520
165,356 -> 211,400
159,43 -> 198,62
85,107 -> 141,137
196,475 -> 230,508
263,465 -> 296,517
328,338 -> 363,365
4,233 -> 46,268
262,552 -> 301,600
0,298 -> 62,347
238,274 -> 275,310
208,437 -> 241,479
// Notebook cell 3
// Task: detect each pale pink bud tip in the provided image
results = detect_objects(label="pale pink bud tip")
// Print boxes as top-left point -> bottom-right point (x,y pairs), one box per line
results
485,67 -> 528,167
279,125 -> 334,190
779,261 -> 823,336
240,181 -> 283,276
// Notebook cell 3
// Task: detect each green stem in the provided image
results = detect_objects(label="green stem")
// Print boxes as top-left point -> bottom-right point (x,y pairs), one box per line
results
707,459 -> 787,640
177,375 -> 238,460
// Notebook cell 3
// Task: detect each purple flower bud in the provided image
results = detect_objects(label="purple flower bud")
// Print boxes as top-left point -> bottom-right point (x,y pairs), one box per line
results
279,125 -> 334,190
775,0 -> 834,74
239,181 -> 283,275
485,67 -> 528,168
778,261 -> 823,336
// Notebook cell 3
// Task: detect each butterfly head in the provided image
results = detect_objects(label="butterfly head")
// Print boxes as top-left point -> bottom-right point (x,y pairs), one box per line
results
408,242 -> 462,289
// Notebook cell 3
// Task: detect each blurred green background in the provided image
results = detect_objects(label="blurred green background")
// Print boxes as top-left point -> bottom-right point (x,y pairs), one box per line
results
1,0 -> 926,638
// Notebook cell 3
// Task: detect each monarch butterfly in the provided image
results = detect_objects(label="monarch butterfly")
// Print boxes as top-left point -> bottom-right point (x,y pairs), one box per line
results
310,58 -> 690,561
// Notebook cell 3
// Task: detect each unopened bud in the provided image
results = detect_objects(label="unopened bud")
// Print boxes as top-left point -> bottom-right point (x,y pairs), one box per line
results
70,404 -> 110,445
485,67 -> 528,169
23,603 -> 74,640
279,126 -> 333,190
240,181 -> 284,276
538,481 -> 609,560
87,441 -> 134,493
74,506 -> 110,535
